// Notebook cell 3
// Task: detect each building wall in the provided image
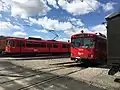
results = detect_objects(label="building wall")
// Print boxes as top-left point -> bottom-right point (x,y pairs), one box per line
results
107,15 -> 120,65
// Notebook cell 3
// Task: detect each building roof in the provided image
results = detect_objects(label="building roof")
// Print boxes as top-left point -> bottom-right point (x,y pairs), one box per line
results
105,10 -> 120,20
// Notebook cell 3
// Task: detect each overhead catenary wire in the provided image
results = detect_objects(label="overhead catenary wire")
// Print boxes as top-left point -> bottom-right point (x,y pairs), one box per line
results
45,29 -> 59,40
66,0 -> 107,34
82,0 -> 108,28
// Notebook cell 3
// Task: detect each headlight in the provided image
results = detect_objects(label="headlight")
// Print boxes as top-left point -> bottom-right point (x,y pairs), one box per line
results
90,55 -> 93,58
78,52 -> 83,55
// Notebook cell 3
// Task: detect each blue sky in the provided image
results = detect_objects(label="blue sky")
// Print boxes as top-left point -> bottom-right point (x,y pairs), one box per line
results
0,0 -> 120,41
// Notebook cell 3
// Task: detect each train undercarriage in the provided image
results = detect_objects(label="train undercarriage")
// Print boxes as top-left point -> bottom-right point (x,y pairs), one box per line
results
0,52 -> 70,57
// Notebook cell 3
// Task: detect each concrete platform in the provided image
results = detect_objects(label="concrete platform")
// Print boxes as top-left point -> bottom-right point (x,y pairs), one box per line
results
10,58 -> 120,90
68,67 -> 120,90
0,60 -> 104,90
0,58 -> 120,90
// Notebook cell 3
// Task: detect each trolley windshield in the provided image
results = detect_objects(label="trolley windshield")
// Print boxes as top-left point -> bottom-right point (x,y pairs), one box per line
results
71,37 -> 94,48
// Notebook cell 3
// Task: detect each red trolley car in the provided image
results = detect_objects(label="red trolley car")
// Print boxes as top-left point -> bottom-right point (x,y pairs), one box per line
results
71,30 -> 107,64
3,37 -> 70,56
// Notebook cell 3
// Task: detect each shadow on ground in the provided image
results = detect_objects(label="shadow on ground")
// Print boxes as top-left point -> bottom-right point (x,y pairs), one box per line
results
0,61 -> 105,90
0,56 -> 70,61
50,60 -> 111,69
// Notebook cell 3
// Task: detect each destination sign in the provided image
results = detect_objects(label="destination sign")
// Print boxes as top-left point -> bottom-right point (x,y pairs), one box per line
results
75,34 -> 89,37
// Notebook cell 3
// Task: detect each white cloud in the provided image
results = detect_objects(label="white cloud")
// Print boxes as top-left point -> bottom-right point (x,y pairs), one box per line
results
30,17 -> 73,30
91,24 -> 107,36
0,0 -> 103,17
13,31 -> 27,36
102,2 -> 116,11
14,25 -> 24,31
0,21 -> 14,29
0,21 -> 23,31
0,21 -> 24,36
64,26 -> 93,36
69,18 -> 84,27
11,0 -> 51,18
34,29 -> 48,33
30,17 -> 90,36
0,21 -> 14,36
57,38 -> 70,42
58,0 -> 100,15
0,0 -> 11,12
47,0 -> 59,9
0,0 -> 51,18
30,17 -> 84,32
5,18 -> 11,21
28,35 -> 42,39
0,29 -> 12,36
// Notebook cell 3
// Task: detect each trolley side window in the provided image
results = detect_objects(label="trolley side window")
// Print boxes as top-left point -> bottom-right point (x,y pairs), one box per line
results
47,43 -> 52,48
16,41 -> 20,47
16,41 -> 25,47
11,41 -> 15,47
40,43 -> 46,48
20,41 -> 25,47
26,42 -> 39,47
62,44 -> 67,48
33,43 -> 40,47
6,40 -> 15,47
53,44 -> 58,48
26,41 -> 35,47
26,41 -> 46,48
6,40 -> 9,45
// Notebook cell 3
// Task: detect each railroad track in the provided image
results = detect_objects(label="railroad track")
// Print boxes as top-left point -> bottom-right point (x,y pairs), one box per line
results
0,66 -> 62,77
0,61 -> 82,83
0,66 -> 66,84
18,68 -> 84,90
0,62 -> 86,90
0,61 -> 77,76
0,60 -> 86,90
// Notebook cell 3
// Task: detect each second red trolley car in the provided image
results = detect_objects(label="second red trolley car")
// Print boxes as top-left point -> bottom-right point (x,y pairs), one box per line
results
3,37 -> 70,56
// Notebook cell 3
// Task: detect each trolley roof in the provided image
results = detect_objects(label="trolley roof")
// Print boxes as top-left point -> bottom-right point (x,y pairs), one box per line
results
72,32 -> 106,40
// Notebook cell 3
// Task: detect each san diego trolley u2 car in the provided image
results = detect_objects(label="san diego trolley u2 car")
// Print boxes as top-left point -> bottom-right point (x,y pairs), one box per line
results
0,36 -> 71,56
71,30 -> 107,64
